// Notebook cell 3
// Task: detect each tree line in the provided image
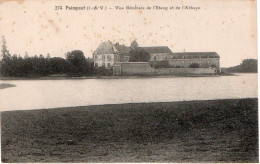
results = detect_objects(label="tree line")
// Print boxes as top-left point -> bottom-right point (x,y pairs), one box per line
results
0,36 -> 117,77
222,59 -> 257,73
0,50 -> 95,77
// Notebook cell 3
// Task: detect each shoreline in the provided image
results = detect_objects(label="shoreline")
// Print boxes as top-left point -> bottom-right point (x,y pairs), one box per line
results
1,98 -> 258,162
0,73 -> 237,80
0,97 -> 256,112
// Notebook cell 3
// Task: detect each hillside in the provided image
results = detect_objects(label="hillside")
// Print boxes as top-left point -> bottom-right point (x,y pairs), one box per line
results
222,59 -> 257,73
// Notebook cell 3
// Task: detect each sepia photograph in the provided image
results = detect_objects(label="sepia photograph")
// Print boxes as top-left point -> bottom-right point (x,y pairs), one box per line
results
0,0 -> 258,163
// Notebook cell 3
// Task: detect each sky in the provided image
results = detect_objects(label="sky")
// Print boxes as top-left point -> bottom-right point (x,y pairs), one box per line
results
0,0 -> 257,67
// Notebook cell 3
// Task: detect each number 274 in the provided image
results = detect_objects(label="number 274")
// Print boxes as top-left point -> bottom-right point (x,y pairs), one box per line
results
55,6 -> 62,10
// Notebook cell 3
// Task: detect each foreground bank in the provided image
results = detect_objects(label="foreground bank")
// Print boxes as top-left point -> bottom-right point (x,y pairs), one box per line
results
1,98 -> 258,162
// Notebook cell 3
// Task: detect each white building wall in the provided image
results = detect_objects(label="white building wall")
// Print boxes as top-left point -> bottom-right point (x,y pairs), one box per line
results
94,54 -> 116,68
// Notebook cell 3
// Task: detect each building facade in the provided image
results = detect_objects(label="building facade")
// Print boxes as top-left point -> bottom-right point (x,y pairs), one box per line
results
93,41 -> 130,68
113,62 -> 218,76
139,46 -> 173,61
137,45 -> 220,72
94,40 -> 220,72
168,52 -> 220,71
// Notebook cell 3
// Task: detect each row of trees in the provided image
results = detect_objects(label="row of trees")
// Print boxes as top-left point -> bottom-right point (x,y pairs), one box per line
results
223,59 -> 257,73
0,36 -> 96,77
0,50 -> 95,77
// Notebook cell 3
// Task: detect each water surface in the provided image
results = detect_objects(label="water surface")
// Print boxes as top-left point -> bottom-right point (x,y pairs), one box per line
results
0,73 -> 257,111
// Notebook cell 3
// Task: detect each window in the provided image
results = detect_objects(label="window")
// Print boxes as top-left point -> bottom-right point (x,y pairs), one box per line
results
107,55 -> 111,61
102,63 -> 105,67
154,56 -> 157,60
102,55 -> 105,60
124,56 -> 130,62
95,63 -> 98,67
108,63 -> 110,67
95,55 -> 98,59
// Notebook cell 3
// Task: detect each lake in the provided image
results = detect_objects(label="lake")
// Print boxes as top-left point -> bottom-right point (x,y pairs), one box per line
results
0,73 -> 257,111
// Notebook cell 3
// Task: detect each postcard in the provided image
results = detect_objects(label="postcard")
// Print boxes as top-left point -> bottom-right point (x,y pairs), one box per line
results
0,0 -> 258,163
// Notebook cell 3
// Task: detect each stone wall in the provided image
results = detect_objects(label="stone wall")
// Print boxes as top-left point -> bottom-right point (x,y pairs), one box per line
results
154,67 -> 217,75
119,62 -> 155,75
168,58 -> 220,69
114,62 -> 218,76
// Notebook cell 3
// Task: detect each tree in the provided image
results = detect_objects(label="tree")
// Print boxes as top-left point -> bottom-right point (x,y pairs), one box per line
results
210,64 -> 217,68
1,35 -> 10,59
46,53 -> 51,59
129,49 -> 150,62
24,51 -> 29,59
49,57 -> 69,74
66,50 -> 89,76
223,59 -> 257,73
189,63 -> 200,68
39,54 -> 44,59
0,36 -> 11,76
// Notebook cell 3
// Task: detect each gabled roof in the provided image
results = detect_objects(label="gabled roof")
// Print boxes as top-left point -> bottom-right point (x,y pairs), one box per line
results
114,44 -> 131,54
138,46 -> 173,54
171,52 -> 220,58
94,41 -> 130,55
94,41 -> 116,55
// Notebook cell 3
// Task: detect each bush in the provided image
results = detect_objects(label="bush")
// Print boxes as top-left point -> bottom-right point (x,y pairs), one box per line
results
93,67 -> 113,76
189,63 -> 200,68
149,60 -> 170,68
210,64 -> 217,68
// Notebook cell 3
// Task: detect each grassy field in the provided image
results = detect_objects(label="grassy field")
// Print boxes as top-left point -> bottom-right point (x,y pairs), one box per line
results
1,98 -> 258,162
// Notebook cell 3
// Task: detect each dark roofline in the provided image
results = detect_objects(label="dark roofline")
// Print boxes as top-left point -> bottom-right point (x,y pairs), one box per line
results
171,52 -> 220,57
171,51 -> 218,54
138,46 -> 173,53
139,46 -> 171,48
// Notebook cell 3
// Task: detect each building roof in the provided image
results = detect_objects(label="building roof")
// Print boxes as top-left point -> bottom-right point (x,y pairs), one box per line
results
114,43 -> 131,54
94,41 -> 130,55
138,46 -> 173,54
94,41 -> 116,55
171,52 -> 220,58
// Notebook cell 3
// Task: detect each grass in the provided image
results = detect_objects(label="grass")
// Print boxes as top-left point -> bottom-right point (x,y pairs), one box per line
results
1,98 -> 258,162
